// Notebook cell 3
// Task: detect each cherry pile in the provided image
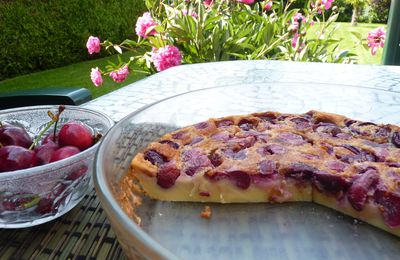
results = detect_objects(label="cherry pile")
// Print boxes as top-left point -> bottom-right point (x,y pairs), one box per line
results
0,106 -> 95,173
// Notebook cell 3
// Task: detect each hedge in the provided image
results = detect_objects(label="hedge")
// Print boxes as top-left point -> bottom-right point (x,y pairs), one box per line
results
0,0 -> 146,81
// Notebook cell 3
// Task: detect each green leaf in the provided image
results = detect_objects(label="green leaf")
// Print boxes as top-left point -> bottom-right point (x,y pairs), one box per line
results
350,31 -> 363,40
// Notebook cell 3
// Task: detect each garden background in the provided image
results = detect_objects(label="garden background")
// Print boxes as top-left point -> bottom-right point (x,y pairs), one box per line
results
0,0 -> 391,98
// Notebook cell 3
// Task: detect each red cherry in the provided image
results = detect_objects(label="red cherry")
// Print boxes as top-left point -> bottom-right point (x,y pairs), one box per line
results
66,165 -> 88,180
35,198 -> 54,215
2,194 -> 40,211
0,146 -> 36,172
58,122 -> 94,150
50,146 -> 80,162
0,125 -> 32,148
42,133 -> 58,145
35,183 -> 67,215
34,142 -> 59,165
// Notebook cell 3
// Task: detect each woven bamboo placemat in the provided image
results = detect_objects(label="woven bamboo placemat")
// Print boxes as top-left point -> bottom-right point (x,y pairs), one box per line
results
0,188 -> 126,260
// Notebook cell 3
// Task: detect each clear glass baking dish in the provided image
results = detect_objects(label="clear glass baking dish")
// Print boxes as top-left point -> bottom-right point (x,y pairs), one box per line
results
94,83 -> 400,259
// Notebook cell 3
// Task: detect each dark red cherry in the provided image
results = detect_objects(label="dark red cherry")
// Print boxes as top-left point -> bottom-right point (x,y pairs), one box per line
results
144,150 -> 167,166
259,160 -> 277,175
284,163 -> 316,180
265,144 -> 286,155
66,165 -> 88,180
182,148 -> 211,176
34,142 -> 59,165
0,146 -> 36,172
157,163 -> 181,188
50,146 -> 80,162
205,171 -> 251,189
208,150 -> 223,167
42,133 -> 58,145
0,125 -> 32,148
278,132 -> 306,146
374,187 -> 400,227
216,119 -> 233,127
347,169 -> 379,211
159,140 -> 179,149
194,121 -> 210,129
35,198 -> 54,215
35,183 -> 67,215
314,171 -> 351,193
238,119 -> 256,131
58,121 -> 93,150
228,171 -> 251,189
392,132 -> 400,148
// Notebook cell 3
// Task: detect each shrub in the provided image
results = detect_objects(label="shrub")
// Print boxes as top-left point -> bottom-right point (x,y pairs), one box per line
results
284,0 -> 353,22
366,0 -> 391,23
0,0 -> 146,81
89,0 -> 354,87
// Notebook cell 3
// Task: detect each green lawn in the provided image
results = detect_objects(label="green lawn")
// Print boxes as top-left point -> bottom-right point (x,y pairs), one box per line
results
0,52 -> 146,99
308,22 -> 386,64
0,22 -> 386,99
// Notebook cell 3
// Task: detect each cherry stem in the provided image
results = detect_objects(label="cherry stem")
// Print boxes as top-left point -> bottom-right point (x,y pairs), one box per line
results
53,115 -> 59,142
22,194 -> 41,209
29,120 -> 56,150
53,105 -> 65,141
94,133 -> 103,144
28,105 -> 65,150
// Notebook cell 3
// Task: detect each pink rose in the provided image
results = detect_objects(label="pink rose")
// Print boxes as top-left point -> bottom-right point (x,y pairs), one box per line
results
291,13 -> 305,32
292,33 -> 300,48
90,67 -> 103,87
182,9 -> 198,18
151,45 -> 182,72
203,0 -> 213,6
264,1 -> 273,11
86,36 -> 101,54
367,27 -> 386,56
237,0 -> 255,4
292,33 -> 305,51
109,65 -> 129,83
135,12 -> 158,38
322,0 -> 334,10
313,0 -> 334,13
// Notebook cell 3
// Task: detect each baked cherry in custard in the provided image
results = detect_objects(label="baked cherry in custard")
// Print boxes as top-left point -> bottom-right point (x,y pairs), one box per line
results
128,110 -> 400,237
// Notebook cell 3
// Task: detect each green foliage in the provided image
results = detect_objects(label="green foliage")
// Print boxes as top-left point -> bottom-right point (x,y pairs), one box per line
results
342,0 -> 368,5
0,0 -> 146,81
363,0 -> 391,23
292,0 -> 389,23
97,0 -> 353,80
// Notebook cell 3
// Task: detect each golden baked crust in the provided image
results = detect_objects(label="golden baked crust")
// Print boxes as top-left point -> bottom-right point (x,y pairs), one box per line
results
128,110 -> 400,236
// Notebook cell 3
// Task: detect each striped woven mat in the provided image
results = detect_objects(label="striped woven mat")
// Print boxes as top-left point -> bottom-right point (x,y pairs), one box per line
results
0,188 -> 126,259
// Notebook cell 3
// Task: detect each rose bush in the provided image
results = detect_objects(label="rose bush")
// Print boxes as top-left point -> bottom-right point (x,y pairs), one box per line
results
87,0 -> 356,87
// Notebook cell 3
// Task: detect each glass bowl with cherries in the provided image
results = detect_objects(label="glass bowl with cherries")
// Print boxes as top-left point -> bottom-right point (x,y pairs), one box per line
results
0,105 -> 114,228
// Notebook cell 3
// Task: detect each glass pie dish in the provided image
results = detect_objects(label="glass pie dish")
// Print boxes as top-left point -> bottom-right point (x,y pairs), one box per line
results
94,83 -> 400,259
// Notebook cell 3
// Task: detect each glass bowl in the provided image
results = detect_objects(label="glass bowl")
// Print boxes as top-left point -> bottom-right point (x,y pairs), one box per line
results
94,83 -> 400,259
0,105 -> 114,228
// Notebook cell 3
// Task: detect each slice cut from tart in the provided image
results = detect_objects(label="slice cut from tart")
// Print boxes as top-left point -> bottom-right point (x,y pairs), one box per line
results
127,110 -> 400,236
